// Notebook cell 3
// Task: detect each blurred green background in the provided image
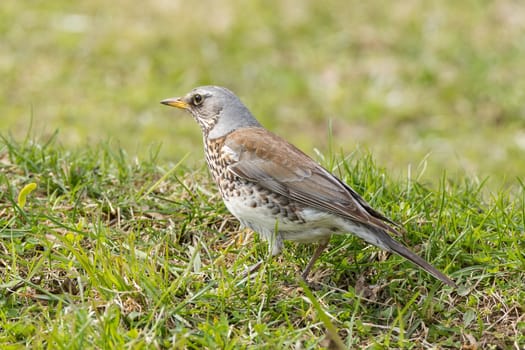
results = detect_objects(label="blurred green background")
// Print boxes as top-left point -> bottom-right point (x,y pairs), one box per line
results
2,0 -> 524,187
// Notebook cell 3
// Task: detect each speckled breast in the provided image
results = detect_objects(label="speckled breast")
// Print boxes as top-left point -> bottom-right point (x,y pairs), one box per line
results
204,136 -> 304,225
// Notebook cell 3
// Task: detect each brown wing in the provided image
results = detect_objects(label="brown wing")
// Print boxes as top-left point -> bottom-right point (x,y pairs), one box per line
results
224,127 -> 399,234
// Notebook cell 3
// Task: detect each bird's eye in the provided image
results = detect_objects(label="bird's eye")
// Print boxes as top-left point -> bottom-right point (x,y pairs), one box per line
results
192,94 -> 203,106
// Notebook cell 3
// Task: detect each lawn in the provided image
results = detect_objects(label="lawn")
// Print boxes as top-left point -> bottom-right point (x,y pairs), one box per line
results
1,0 -> 525,348
1,136 -> 524,349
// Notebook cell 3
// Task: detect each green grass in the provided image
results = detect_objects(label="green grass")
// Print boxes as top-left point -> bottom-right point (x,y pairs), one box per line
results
1,135 -> 524,349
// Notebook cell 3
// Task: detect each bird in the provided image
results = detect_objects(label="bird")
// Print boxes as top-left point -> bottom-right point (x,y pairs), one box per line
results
161,85 -> 456,288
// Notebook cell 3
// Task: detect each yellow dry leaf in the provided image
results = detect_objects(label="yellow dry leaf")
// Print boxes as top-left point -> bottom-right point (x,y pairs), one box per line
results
17,182 -> 37,209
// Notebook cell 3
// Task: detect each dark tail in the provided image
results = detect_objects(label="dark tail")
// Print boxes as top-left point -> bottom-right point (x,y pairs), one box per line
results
370,227 -> 457,288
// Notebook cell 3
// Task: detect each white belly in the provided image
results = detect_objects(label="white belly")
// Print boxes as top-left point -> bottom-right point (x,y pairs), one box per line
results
223,198 -> 335,243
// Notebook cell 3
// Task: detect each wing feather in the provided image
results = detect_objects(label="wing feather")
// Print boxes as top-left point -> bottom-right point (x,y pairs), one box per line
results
224,128 -> 398,233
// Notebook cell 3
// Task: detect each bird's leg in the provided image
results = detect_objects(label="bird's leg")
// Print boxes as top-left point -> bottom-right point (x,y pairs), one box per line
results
241,232 -> 283,279
301,239 -> 330,281
242,260 -> 264,277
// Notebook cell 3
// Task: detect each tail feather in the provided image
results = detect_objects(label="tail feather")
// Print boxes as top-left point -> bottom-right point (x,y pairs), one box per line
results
366,226 -> 457,288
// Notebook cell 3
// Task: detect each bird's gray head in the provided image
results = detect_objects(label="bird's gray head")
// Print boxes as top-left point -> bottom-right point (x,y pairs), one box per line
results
161,86 -> 261,139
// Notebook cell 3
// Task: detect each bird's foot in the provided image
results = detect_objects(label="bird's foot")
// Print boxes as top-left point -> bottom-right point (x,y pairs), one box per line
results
240,260 -> 264,279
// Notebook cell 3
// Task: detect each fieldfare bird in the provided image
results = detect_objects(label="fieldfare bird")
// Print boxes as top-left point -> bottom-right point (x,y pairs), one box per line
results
161,86 -> 456,288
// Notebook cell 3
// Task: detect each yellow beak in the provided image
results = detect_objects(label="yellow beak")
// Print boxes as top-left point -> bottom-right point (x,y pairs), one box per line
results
160,97 -> 189,109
